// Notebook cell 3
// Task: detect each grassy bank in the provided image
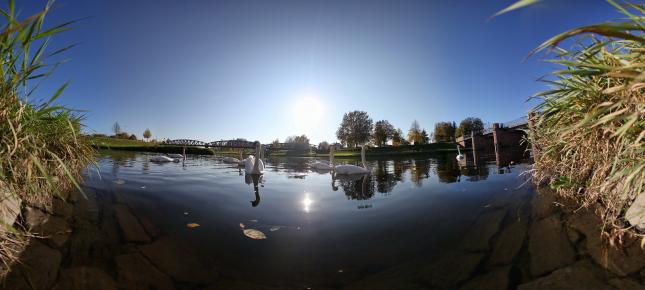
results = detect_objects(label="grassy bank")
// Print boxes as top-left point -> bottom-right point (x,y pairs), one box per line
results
0,2 -> 94,275
88,137 -> 216,155
529,1 -> 644,239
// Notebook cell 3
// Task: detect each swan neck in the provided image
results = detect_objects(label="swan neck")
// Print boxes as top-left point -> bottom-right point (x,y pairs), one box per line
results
330,146 -> 335,165
361,145 -> 368,170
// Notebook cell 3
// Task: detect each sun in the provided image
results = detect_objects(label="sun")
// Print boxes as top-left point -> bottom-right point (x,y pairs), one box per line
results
292,96 -> 324,126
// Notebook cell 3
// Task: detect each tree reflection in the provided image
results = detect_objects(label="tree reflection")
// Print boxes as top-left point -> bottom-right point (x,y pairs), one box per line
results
435,154 -> 460,183
374,160 -> 399,194
410,159 -> 430,186
333,173 -> 374,200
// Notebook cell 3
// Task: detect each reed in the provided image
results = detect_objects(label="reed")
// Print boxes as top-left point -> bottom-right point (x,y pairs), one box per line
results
0,0 -> 92,273
529,1 -> 644,240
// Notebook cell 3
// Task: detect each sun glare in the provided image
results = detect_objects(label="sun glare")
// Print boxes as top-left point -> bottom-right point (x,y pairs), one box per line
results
292,96 -> 324,126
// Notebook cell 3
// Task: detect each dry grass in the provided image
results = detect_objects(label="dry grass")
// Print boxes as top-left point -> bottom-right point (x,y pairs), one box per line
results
529,1 -> 644,241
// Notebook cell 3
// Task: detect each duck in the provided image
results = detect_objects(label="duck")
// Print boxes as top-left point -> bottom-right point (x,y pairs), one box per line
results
334,145 -> 370,175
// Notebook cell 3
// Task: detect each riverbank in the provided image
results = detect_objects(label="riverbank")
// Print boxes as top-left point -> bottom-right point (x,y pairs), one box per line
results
88,137 -> 459,158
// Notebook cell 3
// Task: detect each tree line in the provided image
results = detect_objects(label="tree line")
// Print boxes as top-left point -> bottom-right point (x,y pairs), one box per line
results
330,110 -> 484,147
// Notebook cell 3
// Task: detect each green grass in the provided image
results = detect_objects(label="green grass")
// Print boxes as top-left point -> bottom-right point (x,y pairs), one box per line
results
88,136 -> 216,155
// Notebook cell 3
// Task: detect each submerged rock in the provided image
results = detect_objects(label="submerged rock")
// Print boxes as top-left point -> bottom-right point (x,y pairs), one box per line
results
115,253 -> 175,290
139,237 -> 215,284
489,219 -> 527,266
53,267 -> 117,290
25,207 -> 72,248
528,215 -> 576,276
518,260 -> 613,290
419,251 -> 486,288
5,240 -> 62,290
568,210 -> 645,276
114,204 -> 151,243
459,266 -> 511,290
459,209 -> 507,252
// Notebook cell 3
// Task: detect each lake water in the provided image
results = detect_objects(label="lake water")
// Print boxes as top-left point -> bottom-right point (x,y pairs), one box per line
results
80,149 -> 534,289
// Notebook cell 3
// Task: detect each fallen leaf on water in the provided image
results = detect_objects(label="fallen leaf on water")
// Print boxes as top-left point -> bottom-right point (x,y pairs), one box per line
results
186,223 -> 200,228
113,179 -> 125,185
140,186 -> 146,189
243,229 -> 266,240
183,212 -> 189,215
269,226 -> 281,232
239,223 -> 245,229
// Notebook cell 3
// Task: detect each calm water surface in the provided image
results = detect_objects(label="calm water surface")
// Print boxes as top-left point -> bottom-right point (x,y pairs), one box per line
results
82,150 -> 533,288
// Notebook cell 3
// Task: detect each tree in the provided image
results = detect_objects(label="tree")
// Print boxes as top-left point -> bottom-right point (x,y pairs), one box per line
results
407,120 -> 423,145
272,139 -> 280,146
129,134 -> 137,140
285,135 -> 310,151
112,122 -> 121,136
456,117 -> 484,137
372,120 -> 395,147
143,128 -> 151,141
336,111 -> 373,147
318,141 -> 330,152
421,129 -> 430,144
433,121 -> 456,142
392,128 -> 405,146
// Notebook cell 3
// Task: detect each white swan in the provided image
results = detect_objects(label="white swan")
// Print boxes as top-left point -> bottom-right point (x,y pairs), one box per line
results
168,153 -> 184,159
222,156 -> 241,164
335,145 -> 370,175
311,146 -> 335,170
150,155 -> 175,163
245,143 -> 264,174
456,145 -> 464,161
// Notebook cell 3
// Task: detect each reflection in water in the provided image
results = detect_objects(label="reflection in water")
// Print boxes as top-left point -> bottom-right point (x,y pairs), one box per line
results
244,174 -> 263,207
87,149 -> 534,288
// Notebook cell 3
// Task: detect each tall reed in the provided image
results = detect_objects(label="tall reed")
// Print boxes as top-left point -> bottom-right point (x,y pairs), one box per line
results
0,0 -> 93,274
529,1 -> 644,240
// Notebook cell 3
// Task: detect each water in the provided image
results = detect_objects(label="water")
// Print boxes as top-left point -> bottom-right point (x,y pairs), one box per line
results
81,149 -> 533,288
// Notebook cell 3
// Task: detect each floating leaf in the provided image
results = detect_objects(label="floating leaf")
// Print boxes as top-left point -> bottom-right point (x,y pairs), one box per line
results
186,223 -> 200,228
243,229 -> 266,240
113,179 -> 125,185
269,226 -> 281,232
183,212 -> 189,215
239,223 -> 245,229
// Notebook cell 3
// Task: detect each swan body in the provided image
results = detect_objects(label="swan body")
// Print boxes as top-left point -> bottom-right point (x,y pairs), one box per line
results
150,155 -> 175,163
168,153 -> 184,159
245,143 -> 265,174
456,146 -> 464,161
335,145 -> 370,175
222,156 -> 241,164
311,146 -> 335,170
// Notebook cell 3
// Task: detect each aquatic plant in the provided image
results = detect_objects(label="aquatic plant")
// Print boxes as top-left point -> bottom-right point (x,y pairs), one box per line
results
0,0 -> 92,273
528,1 -> 644,240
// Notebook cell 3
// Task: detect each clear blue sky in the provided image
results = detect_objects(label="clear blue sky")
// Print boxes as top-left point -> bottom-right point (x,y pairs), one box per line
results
21,0 -> 619,144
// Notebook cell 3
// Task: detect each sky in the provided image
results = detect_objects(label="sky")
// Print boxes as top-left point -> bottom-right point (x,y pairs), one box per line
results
18,0 -> 621,144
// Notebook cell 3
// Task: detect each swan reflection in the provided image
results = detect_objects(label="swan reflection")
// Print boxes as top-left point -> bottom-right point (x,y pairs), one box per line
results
244,173 -> 263,207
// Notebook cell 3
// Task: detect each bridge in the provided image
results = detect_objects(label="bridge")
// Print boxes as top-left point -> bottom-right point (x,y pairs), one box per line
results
456,116 -> 531,165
